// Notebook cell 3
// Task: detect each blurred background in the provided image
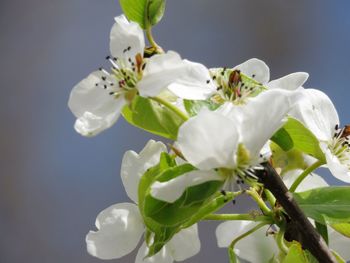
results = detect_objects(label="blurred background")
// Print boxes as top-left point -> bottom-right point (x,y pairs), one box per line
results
1,0 -> 350,262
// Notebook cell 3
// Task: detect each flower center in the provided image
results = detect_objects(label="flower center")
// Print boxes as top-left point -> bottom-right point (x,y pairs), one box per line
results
329,124 -> 350,169
220,144 -> 269,191
95,47 -> 145,102
210,68 -> 266,105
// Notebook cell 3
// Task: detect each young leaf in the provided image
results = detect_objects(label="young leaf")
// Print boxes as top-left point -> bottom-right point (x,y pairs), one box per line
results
331,250 -> 346,263
294,186 -> 350,224
282,242 -> 314,263
143,179 -> 223,226
270,141 -> 309,175
183,99 -> 220,117
271,117 -> 325,162
119,0 -> 166,29
271,127 -> 293,152
147,0 -> 166,26
315,221 -> 329,244
181,191 -> 236,229
331,223 -> 350,238
137,153 -> 225,256
122,95 -> 184,140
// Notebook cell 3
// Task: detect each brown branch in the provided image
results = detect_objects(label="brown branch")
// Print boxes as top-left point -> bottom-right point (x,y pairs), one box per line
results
256,162 -> 337,263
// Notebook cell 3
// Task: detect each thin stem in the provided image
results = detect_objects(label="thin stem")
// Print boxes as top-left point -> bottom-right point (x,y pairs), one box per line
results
181,191 -> 243,229
150,96 -> 189,121
229,222 -> 267,250
204,213 -> 271,222
289,160 -> 323,193
146,27 -> 162,52
264,189 -> 276,207
276,225 -> 289,255
246,188 -> 272,215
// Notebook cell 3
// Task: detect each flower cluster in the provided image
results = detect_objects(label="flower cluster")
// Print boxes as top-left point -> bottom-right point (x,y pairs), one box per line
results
69,4 -> 350,263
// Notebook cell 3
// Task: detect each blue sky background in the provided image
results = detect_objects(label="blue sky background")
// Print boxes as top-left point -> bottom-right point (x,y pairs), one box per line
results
1,0 -> 350,262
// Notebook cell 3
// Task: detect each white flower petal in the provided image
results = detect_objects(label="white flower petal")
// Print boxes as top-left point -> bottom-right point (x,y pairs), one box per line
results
135,243 -> 173,263
167,224 -> 201,261
223,89 -> 298,159
323,145 -> 350,183
282,169 -> 328,192
234,58 -> 270,84
138,51 -> 216,100
86,203 -> 144,260
290,88 -> 339,141
74,112 -> 111,137
150,170 -> 223,203
177,110 -> 239,170
121,140 -> 167,203
267,72 -> 309,90
216,221 -> 278,263
329,227 -> 350,260
68,71 -> 126,136
110,15 -> 145,60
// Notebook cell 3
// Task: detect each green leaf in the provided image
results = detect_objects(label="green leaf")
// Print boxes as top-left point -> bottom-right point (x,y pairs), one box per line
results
137,153 -> 225,256
122,95 -> 184,140
271,128 -> 293,152
270,141 -> 309,175
183,99 -> 220,117
138,153 -> 180,256
119,0 -> 166,29
143,177 -> 223,226
283,242 -> 317,263
147,0 -> 166,26
294,186 -> 350,224
271,118 -> 325,162
181,191 -> 236,229
331,222 -> 350,238
332,250 -> 346,263
315,221 -> 329,244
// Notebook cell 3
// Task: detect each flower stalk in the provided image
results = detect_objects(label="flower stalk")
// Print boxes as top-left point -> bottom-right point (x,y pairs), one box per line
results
289,160 -> 323,192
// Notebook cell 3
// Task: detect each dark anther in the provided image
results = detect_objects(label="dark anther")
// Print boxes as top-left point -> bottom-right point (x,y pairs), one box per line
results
104,85 -> 107,89
335,124 -> 339,130
105,55 -> 110,60
101,76 -> 106,81
213,76 -> 216,80
206,80 -> 210,84
127,46 -> 131,51
232,200 -> 236,205
98,67 -> 103,71
109,92 -> 114,95
142,63 -> 146,70
252,74 -> 256,78
220,190 -> 227,196
113,57 -> 118,61
95,83 -> 98,86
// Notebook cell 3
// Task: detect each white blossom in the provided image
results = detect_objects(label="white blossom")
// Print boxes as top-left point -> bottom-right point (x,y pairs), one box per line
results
290,89 -> 350,183
69,15 -> 216,137
86,140 -> 201,262
151,89 -> 301,203
210,58 -> 308,105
